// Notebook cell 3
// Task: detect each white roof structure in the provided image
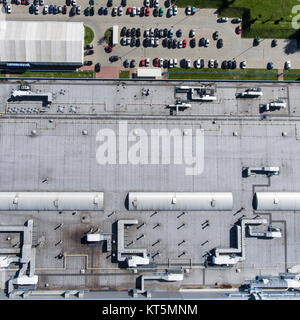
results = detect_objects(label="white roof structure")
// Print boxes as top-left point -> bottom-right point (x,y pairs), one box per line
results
0,192 -> 104,211
112,25 -> 119,45
0,21 -> 84,64
254,192 -> 300,211
137,68 -> 162,78
128,192 -> 233,211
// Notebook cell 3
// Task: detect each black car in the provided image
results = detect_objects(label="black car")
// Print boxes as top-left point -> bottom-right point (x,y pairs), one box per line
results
103,7 -> 108,15
130,59 -> 136,68
136,38 -> 141,47
90,6 -> 94,15
98,7 -> 103,14
136,28 -> 141,37
213,31 -> 219,40
217,38 -> 223,48
232,60 -> 237,69
162,38 -> 168,47
109,55 -> 119,62
121,0 -> 126,7
271,39 -> 278,47
222,60 -> 228,69
53,5 -> 58,13
165,0 -> 171,7
231,18 -> 242,23
84,60 -> 93,66
168,39 -> 172,48
159,29 -> 164,38
190,38 -> 196,48
107,0 -> 112,7
172,39 -> 177,48
140,7 -> 144,16
124,59 -> 130,68
85,44 -> 93,50
214,60 -> 219,68
143,38 -> 149,47
126,29 -> 131,37
153,8 -> 158,17
120,27 -> 126,36
131,28 -> 136,37
154,28 -> 159,37
94,63 -> 101,72
163,28 -> 168,37
199,37 -> 205,46
85,49 -> 94,55
131,38 -> 136,46
253,37 -> 261,46
227,60 -> 233,69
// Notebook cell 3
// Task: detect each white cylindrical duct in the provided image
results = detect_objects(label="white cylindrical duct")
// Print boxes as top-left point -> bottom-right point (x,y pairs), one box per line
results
254,192 -> 300,211
128,192 -> 233,211
0,192 -> 104,211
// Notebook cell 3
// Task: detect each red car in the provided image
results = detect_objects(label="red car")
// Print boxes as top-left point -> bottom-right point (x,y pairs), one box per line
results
236,25 -> 242,34
62,5 -> 67,14
154,58 -> 159,67
141,59 -> 145,66
183,40 -> 187,48
127,7 -> 132,14
145,7 -> 150,16
105,45 -> 112,53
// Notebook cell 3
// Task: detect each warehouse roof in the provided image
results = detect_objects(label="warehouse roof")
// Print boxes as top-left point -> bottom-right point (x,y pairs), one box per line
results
0,21 -> 84,64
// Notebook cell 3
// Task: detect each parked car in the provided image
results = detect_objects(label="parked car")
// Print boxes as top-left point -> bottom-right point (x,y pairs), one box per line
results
173,5 -> 177,15
189,29 -> 195,37
136,28 -> 141,37
199,37 -> 205,46
208,59 -> 214,68
103,7 -> 108,15
109,55 -> 119,62
240,61 -> 246,69
145,7 -> 150,16
168,29 -> 173,38
85,44 -> 93,50
272,39 -> 278,47
6,4 -> 11,13
232,18 -> 242,23
177,29 -> 182,37
285,61 -> 291,70
85,49 -> 94,55
195,59 -> 201,69
218,17 -> 228,22
267,61 -> 274,70
84,60 -> 93,66
62,4 -> 67,14
236,25 -> 242,34
159,7 -> 163,16
95,63 -> 101,73
205,38 -> 210,47
190,38 -> 196,48
186,6 -> 191,15
76,5 -> 80,14
118,5 -> 123,15
253,38 -> 261,46
217,38 -> 223,48
124,60 -> 130,68
213,31 -> 219,40
214,60 -> 219,68
186,59 -> 191,68
130,60 -> 136,68
120,27 -> 126,36
168,7 -> 172,16
145,58 -> 150,67
43,4 -> 48,13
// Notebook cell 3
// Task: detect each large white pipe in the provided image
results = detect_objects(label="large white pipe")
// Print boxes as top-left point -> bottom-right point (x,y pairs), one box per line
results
254,192 -> 300,211
0,192 -> 104,211
128,192 -> 233,211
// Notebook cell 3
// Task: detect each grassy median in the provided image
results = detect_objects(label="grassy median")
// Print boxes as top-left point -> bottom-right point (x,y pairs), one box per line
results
84,26 -> 95,46
168,68 -> 279,80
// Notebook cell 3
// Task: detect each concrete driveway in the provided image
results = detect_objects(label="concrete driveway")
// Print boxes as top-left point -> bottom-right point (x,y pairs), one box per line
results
5,1 -> 300,69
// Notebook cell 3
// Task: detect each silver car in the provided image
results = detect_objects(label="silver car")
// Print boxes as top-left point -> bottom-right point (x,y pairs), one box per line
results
34,5 -> 39,14
154,37 -> 159,46
39,0 -> 44,5
118,6 -> 123,15
76,5 -> 80,14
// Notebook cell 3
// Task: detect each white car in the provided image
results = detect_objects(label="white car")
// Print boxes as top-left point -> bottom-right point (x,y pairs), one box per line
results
159,58 -> 164,67
34,4 -> 39,14
285,61 -> 291,70
6,4 -> 11,13
132,6 -> 136,16
145,0 -> 150,7
174,58 -> 178,67
178,40 -> 183,48
208,59 -> 214,68
205,38 -> 210,47
186,59 -> 191,68
150,37 -> 154,46
169,59 -> 174,68
154,0 -> 159,8
173,5 -> 177,15
145,29 -> 150,37
43,4 -> 48,13
145,58 -> 150,67
71,0 -> 76,6
136,7 -> 140,15
241,61 -> 246,69
126,38 -> 131,45
195,59 -> 201,68
186,6 -> 191,15
118,6 -> 123,15
150,28 -> 154,37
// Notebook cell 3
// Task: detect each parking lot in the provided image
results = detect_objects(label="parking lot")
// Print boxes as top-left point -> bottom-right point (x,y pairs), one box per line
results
2,1 -> 300,71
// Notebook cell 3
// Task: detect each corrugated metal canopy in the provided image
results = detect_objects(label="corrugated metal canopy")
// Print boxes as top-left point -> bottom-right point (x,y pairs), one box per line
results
0,21 -> 84,64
